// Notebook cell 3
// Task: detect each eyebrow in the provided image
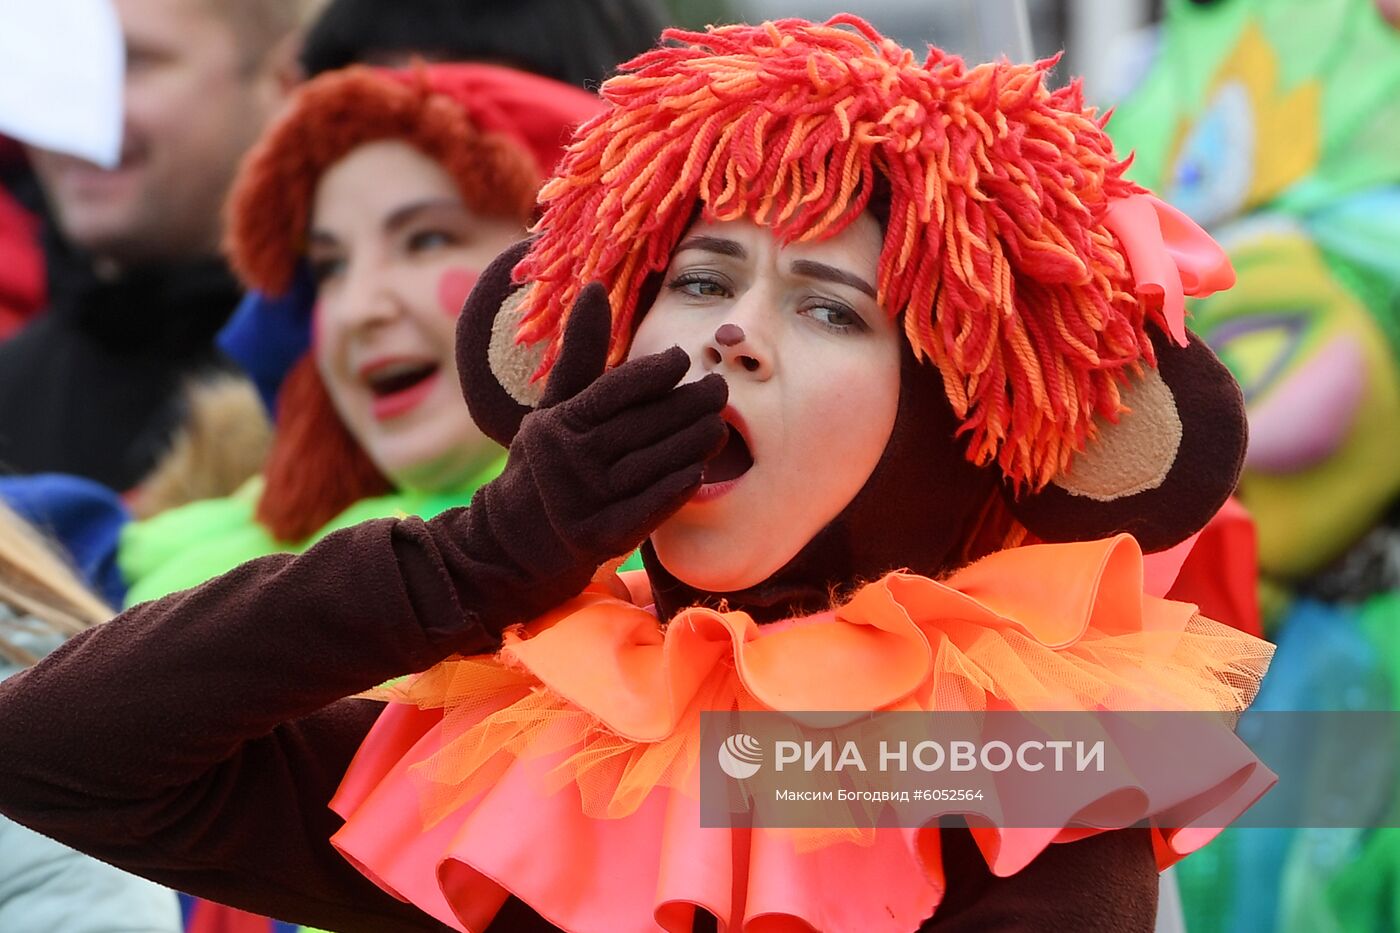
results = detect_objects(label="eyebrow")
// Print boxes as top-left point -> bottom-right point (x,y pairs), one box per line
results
674,235 -> 748,259
789,259 -> 877,299
675,236 -> 877,299
308,197 -> 464,247
383,198 -> 464,233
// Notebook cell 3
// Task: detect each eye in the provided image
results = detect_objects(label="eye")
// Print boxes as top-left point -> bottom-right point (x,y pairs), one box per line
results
123,45 -> 173,75
307,255 -> 345,285
667,271 -> 731,300
803,301 -> 866,333
407,229 -> 458,253
1166,83 -> 1253,227
1204,313 -> 1306,402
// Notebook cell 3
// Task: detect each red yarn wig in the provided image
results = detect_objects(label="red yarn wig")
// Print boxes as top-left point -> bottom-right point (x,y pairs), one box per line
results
257,356 -> 394,542
513,17 -> 1161,492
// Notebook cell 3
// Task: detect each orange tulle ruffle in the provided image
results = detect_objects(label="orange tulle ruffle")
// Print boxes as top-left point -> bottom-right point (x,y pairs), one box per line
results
330,535 -> 1275,933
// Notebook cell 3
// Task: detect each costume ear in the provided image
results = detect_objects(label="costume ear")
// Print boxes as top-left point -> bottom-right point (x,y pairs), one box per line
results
456,238 -> 546,446
1005,329 -> 1246,552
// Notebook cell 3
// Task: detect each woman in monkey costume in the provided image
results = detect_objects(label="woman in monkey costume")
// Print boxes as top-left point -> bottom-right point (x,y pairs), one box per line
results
0,17 -> 1271,933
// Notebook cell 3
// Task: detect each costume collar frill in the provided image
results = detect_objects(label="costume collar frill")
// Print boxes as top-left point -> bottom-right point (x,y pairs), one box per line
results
330,535 -> 1276,933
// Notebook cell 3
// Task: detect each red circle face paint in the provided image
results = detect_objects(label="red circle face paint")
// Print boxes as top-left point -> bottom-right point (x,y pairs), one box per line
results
437,268 -> 481,319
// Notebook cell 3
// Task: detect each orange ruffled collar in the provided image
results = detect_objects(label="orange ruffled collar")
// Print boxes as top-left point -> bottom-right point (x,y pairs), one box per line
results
330,535 -> 1274,933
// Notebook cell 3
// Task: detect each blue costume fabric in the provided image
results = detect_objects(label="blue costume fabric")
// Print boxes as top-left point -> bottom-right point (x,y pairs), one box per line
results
215,263 -> 316,415
0,473 -> 129,607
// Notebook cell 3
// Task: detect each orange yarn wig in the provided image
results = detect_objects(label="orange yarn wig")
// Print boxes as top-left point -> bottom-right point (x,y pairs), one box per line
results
513,16 -> 1162,491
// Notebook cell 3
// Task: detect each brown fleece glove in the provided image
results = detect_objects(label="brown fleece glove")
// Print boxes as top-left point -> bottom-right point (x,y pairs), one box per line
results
441,282 -> 728,637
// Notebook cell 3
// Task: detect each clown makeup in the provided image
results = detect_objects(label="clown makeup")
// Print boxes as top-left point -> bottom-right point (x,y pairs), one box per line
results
629,214 -> 901,592
437,269 -> 481,319
307,140 -> 523,491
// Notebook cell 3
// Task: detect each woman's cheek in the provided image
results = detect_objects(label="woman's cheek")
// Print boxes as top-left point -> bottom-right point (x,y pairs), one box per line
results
437,268 -> 481,319
310,299 -> 324,349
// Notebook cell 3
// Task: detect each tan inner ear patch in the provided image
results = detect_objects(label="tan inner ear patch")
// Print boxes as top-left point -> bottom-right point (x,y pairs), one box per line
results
488,286 -> 546,407
1054,366 -> 1182,502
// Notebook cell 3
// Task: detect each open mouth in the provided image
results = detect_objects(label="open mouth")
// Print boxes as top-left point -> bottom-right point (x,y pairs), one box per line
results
365,361 -> 440,398
702,420 -> 755,485
362,359 -> 443,420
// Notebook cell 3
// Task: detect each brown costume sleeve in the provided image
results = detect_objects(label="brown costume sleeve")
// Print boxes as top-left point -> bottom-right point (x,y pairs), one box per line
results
0,511 -> 1162,933
923,826 -> 1159,932
0,293 -> 730,932
0,516 -> 499,933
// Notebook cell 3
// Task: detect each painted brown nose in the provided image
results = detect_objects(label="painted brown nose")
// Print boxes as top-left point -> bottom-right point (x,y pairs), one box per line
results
715,323 -> 746,347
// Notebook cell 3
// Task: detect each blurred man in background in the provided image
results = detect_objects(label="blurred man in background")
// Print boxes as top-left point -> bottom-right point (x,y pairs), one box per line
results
0,0 -> 303,491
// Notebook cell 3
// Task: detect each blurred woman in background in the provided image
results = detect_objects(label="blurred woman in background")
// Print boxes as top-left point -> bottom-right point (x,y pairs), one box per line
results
119,63 -> 601,606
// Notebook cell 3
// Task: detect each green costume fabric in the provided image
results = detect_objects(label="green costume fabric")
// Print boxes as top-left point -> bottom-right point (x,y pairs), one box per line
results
1109,0 -> 1400,223
120,459 -> 505,607
121,456 -> 647,609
